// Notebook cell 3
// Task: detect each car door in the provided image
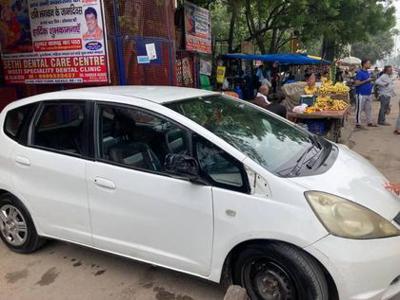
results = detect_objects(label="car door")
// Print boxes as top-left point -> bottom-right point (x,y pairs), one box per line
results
11,100 -> 92,245
86,102 -> 214,276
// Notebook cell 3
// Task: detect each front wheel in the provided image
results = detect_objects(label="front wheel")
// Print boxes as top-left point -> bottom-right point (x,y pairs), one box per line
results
233,243 -> 329,300
0,193 -> 44,253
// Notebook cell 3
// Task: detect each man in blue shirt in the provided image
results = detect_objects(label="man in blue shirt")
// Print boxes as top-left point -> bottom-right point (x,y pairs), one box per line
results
354,59 -> 377,128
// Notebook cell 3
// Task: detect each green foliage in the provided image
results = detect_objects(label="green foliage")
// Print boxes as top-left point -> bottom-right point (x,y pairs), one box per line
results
351,30 -> 397,63
189,0 -> 396,59
303,0 -> 396,59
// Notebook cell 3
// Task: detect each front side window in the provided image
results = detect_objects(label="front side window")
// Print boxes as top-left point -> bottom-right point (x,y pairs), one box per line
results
97,104 -> 190,173
167,95 -> 313,174
97,103 -> 248,192
32,102 -> 86,155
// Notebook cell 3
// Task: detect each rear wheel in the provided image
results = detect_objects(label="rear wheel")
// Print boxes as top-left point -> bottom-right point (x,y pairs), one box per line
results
0,193 -> 44,253
233,243 -> 329,300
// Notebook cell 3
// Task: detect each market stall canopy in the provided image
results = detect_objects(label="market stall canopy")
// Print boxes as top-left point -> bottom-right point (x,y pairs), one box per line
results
338,56 -> 361,65
223,53 -> 331,65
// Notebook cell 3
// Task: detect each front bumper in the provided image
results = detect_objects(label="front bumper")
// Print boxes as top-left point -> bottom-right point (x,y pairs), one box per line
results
305,235 -> 400,300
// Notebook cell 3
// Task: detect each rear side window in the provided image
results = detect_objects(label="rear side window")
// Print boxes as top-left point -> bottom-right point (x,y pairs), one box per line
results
4,104 -> 34,142
32,102 -> 87,155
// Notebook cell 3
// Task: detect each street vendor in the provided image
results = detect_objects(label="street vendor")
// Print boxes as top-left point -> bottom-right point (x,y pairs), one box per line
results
320,71 -> 332,85
304,73 -> 317,95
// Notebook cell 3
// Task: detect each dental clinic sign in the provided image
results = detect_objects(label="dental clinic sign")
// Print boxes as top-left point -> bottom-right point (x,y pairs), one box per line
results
0,0 -> 109,84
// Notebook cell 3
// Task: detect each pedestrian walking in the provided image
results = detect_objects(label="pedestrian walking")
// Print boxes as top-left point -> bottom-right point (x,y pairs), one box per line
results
375,65 -> 395,126
354,59 -> 377,128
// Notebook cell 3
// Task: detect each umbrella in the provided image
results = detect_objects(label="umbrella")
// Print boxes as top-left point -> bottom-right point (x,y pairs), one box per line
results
339,56 -> 361,65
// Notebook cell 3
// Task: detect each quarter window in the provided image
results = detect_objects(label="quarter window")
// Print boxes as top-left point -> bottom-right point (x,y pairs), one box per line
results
4,104 -> 35,142
195,138 -> 246,191
32,102 -> 86,155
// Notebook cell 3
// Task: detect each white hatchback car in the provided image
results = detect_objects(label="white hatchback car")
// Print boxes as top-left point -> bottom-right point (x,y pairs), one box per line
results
0,86 -> 400,300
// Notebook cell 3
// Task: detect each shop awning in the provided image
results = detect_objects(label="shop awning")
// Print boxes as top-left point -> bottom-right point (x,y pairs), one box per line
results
223,53 -> 331,65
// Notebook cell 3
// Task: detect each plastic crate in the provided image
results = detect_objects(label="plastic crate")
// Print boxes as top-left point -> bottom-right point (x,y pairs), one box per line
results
304,120 -> 327,135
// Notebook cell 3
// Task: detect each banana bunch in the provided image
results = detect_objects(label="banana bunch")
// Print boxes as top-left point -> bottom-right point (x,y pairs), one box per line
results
319,82 -> 350,95
330,99 -> 348,111
305,96 -> 348,113
304,85 -> 318,95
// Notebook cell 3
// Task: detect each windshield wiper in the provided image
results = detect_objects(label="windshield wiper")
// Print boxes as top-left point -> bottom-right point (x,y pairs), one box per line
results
288,144 -> 317,176
309,134 -> 322,149
306,147 -> 324,169
304,135 -> 324,169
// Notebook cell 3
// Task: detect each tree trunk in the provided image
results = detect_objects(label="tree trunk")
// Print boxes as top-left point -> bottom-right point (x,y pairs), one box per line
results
321,35 -> 336,61
269,28 -> 278,53
245,0 -> 266,53
227,1 -> 238,53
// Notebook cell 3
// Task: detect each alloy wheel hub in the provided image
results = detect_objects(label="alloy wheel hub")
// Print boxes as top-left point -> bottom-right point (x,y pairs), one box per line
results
0,204 -> 28,246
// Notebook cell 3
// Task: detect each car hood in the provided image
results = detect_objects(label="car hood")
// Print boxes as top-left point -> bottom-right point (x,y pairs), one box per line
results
289,144 -> 400,220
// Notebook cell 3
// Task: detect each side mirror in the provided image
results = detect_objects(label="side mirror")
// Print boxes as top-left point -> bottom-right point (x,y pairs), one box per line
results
164,154 -> 206,184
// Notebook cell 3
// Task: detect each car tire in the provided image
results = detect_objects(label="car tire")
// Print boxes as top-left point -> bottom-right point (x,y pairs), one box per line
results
233,242 -> 329,300
0,193 -> 44,253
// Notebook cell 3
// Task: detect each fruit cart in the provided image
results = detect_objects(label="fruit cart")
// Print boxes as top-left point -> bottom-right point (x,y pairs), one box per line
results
286,80 -> 351,142
287,107 -> 351,142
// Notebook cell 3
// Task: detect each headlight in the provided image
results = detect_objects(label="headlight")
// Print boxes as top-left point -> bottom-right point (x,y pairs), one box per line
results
305,191 -> 400,239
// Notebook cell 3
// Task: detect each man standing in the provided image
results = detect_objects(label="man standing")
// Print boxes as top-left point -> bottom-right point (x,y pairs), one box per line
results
354,59 -> 377,128
375,65 -> 394,126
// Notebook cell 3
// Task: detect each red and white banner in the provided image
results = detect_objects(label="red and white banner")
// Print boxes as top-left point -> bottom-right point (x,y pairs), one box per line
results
0,0 -> 109,84
184,2 -> 212,54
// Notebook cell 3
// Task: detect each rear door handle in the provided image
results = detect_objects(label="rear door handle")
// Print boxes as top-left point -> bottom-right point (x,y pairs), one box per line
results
94,177 -> 116,190
15,156 -> 31,167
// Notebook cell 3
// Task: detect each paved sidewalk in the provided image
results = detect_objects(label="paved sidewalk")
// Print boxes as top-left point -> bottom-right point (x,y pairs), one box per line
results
349,90 -> 400,182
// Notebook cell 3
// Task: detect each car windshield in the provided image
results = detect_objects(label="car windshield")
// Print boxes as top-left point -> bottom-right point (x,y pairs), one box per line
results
166,95 -> 314,173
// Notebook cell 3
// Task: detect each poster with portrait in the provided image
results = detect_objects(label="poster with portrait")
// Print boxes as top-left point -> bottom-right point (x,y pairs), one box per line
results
184,1 -> 211,54
0,0 -> 109,84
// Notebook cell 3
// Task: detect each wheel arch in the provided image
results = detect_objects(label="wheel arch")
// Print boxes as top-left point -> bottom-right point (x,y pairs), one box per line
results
220,239 -> 339,299
0,189 -> 9,197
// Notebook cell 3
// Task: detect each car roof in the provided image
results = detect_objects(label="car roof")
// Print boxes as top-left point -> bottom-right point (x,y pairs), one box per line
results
28,86 -> 217,104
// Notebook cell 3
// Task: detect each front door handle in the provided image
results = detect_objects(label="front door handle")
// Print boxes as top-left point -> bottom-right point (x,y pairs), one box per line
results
15,156 -> 31,167
94,177 -> 116,190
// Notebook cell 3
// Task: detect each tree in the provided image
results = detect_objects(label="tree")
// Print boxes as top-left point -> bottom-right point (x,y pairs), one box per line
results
190,0 -> 396,60
241,0 -> 308,53
352,30 -> 397,63
302,0 -> 396,61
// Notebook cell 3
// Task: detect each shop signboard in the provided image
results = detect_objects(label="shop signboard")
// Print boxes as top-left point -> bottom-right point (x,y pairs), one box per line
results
184,1 -> 211,54
199,57 -> 211,76
0,0 -> 109,84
